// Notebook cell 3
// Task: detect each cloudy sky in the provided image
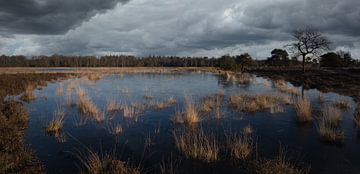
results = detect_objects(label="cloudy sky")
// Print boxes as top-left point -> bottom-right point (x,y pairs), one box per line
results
0,0 -> 359,59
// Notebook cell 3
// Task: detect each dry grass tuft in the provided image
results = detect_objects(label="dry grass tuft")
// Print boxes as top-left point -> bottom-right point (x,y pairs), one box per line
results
77,87 -> 87,98
76,148 -> 140,174
294,97 -> 312,123
107,123 -> 123,136
77,89 -> 103,122
254,149 -> 310,174
166,96 -> 177,105
173,128 -> 218,162
354,104 -> 360,128
107,100 -> 122,113
159,155 -> 180,174
171,109 -> 184,124
183,96 -> 200,124
67,80 -> 79,95
200,96 -> 215,113
321,105 -> 342,126
319,117 -> 344,144
56,83 -> 64,96
123,103 -> 144,119
229,93 -> 286,113
333,100 -> 351,110
226,132 -> 253,160
274,79 -> 299,96
21,84 -> 36,102
87,73 -> 103,81
46,108 -> 65,133
243,125 -> 253,136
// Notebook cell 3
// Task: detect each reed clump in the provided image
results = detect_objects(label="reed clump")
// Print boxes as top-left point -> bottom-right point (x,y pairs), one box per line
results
226,132 -> 253,160
294,97 -> 312,123
173,128 -> 218,162
229,93 -> 286,113
321,105 -> 342,126
107,100 -> 123,113
319,118 -> 344,144
333,100 -> 351,110
354,104 -> 360,127
76,149 -> 140,174
183,96 -> 200,124
20,84 -> 36,102
46,108 -> 65,133
200,96 -> 215,113
87,73 -> 103,81
56,83 -> 64,96
254,149 -> 310,174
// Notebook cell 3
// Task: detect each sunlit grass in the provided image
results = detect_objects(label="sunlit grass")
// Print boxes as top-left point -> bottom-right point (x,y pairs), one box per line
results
333,100 -> 351,110
76,148 -> 140,174
107,100 -> 122,113
46,108 -> 65,133
294,97 -> 312,123
173,128 -> 218,162
20,84 -> 36,102
254,148 -> 309,174
226,132 -> 253,160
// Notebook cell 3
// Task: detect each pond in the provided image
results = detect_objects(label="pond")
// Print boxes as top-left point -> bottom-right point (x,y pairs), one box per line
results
23,72 -> 360,174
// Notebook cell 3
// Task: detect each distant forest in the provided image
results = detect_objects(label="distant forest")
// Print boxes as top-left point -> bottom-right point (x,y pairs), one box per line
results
0,49 -> 358,71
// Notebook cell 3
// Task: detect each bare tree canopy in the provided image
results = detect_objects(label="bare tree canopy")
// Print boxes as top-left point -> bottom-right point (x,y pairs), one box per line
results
290,27 -> 331,73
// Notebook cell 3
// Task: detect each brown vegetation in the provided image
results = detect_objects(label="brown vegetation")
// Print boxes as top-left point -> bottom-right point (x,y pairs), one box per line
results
294,97 -> 312,123
45,108 -> 66,133
173,128 -> 218,162
76,148 -> 140,174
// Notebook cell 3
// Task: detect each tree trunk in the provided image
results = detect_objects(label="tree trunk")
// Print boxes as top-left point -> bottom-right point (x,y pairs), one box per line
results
302,54 -> 306,74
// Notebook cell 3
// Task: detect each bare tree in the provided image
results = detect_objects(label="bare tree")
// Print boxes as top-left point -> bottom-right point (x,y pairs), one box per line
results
289,27 -> 330,73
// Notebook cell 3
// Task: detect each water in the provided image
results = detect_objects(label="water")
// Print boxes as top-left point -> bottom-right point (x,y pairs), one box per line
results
24,72 -> 360,174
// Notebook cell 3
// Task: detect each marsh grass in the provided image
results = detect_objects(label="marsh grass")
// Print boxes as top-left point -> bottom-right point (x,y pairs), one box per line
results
107,123 -> 123,136
67,80 -> 79,95
274,79 -> 299,96
20,84 -> 36,102
76,148 -> 140,174
243,125 -> 253,136
87,73 -> 103,81
159,155 -> 180,174
107,100 -> 123,113
46,108 -> 66,133
354,104 -> 360,127
173,128 -> 218,162
321,105 -> 342,126
294,97 -> 312,123
333,100 -> 351,110
226,132 -> 253,160
229,93 -> 286,113
254,149 -> 310,174
56,83 -> 64,96
200,96 -> 215,113
318,118 -> 344,144
183,96 -> 200,124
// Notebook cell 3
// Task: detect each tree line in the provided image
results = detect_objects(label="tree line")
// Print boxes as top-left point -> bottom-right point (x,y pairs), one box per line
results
0,28 -> 358,71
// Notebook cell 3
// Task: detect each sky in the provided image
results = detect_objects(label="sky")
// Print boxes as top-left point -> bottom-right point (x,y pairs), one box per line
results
0,0 -> 359,59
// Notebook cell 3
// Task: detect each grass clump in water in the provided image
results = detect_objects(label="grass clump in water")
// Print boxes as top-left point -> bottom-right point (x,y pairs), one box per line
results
294,97 -> 312,123
333,100 -> 351,110
254,149 -> 309,174
173,128 -> 218,163
20,84 -> 36,102
76,148 -> 140,174
45,108 -> 65,133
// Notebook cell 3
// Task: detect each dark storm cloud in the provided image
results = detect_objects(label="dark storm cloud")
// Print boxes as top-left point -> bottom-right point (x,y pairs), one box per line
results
1,0 -> 360,58
240,0 -> 360,37
0,0 -> 128,35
